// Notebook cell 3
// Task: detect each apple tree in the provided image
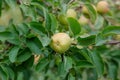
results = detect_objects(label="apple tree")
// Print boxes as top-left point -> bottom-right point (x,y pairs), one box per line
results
0,0 -> 120,80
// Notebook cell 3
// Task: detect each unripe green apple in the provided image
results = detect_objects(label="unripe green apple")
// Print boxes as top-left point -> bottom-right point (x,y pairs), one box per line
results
0,6 -> 23,26
58,14 -> 68,25
66,9 -> 77,19
97,1 -> 109,14
10,6 -> 23,24
82,6 -> 89,15
50,33 -> 71,54
0,10 -> 11,26
82,5 -> 96,15
78,15 -> 89,25
115,35 -> 120,40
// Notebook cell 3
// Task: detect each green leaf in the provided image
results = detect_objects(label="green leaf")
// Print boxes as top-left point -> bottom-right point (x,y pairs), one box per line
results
76,60 -> 94,68
68,73 -> 75,80
88,49 -> 104,77
94,15 -> 104,29
0,0 -> 2,16
7,24 -> 19,37
95,33 -> 107,46
80,49 -> 92,61
7,38 -> 21,45
31,2 -> 44,18
0,65 -> 9,80
107,62 -> 118,80
85,3 -> 97,23
0,31 -> 14,41
0,66 -> 8,80
16,23 -> 29,36
43,8 -> 51,30
4,0 -> 16,8
81,0 -> 92,2
17,72 -> 24,80
96,26 -> 120,46
58,62 -> 67,78
17,49 -> 32,62
29,22 -> 51,47
1,64 -> 15,80
38,33 -> 51,47
22,56 -> 34,68
49,14 -> 57,33
77,35 -> 96,46
27,39 -> 42,54
109,50 -> 120,57
67,17 -> 81,36
64,56 -> 73,72
5,66 -> 15,80
20,4 -> 36,21
9,46 -> 20,63
29,22 -> 46,34
102,26 -> 120,36
35,58 -> 49,72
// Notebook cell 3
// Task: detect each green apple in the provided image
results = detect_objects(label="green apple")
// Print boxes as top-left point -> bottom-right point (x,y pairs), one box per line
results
78,15 -> 89,25
0,6 -> 23,26
66,9 -> 77,19
82,6 -> 89,15
50,33 -> 71,54
97,1 -> 109,14
115,35 -> 120,40
10,6 -> 23,24
58,14 -> 68,25
82,5 -> 96,15
0,9 -> 11,26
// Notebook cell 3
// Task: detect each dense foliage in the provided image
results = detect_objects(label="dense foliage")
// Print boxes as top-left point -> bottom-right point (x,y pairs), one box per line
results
0,0 -> 120,80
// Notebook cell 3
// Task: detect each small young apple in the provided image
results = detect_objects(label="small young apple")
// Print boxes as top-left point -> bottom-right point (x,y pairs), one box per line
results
82,5 -> 96,15
78,15 -> 89,25
66,9 -> 77,19
115,35 -> 120,41
0,10 -> 11,26
0,6 -> 23,26
10,6 -> 23,24
58,14 -> 68,25
50,33 -> 71,54
82,6 -> 89,15
97,1 -> 109,14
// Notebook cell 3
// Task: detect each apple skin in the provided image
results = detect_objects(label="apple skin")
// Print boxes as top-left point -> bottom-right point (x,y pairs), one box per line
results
50,33 -> 71,54
78,15 -> 89,25
58,14 -> 68,25
97,1 -> 109,14
0,6 -> 23,26
0,10 -> 11,26
82,5 -> 96,15
66,9 -> 77,19
115,35 -> 120,40
82,6 -> 89,15
11,6 -> 23,24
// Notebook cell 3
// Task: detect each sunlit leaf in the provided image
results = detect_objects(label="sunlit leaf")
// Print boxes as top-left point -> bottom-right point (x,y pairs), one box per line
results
67,17 -> 81,37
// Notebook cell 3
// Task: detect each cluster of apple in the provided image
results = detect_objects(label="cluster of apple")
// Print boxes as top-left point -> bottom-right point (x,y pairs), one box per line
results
50,1 -> 110,54
58,1 -> 109,26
